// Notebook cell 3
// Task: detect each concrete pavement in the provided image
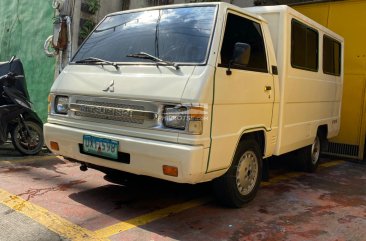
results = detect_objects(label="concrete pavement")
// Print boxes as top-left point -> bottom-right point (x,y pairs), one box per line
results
0,142 -> 365,241
0,204 -> 67,241
0,143 -> 68,241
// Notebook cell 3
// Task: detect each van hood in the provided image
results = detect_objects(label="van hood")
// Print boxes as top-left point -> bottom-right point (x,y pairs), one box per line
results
51,64 -> 196,103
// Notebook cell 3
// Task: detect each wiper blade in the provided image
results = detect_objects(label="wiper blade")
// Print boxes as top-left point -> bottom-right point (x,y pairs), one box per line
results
75,57 -> 119,70
126,52 -> 180,70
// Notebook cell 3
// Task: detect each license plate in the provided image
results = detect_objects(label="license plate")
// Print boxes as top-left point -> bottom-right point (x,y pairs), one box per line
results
83,135 -> 119,160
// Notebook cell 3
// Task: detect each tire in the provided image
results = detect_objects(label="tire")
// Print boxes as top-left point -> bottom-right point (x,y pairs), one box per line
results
11,120 -> 44,155
213,139 -> 262,208
296,134 -> 321,173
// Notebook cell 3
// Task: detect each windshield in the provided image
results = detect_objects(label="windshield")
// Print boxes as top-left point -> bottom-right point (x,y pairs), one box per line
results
73,6 -> 217,64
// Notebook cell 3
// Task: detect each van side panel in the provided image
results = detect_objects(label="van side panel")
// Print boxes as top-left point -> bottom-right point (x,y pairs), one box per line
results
278,12 -> 342,154
248,6 -> 343,155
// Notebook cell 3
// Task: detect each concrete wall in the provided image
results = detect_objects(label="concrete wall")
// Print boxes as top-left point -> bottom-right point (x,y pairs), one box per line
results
96,0 -> 123,20
129,0 -> 150,9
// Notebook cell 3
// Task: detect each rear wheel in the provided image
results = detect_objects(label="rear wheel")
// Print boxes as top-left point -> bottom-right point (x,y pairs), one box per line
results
213,139 -> 262,208
11,120 -> 44,155
296,134 -> 321,172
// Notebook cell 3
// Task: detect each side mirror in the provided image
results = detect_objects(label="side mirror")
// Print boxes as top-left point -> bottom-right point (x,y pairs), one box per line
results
232,43 -> 251,66
227,43 -> 251,75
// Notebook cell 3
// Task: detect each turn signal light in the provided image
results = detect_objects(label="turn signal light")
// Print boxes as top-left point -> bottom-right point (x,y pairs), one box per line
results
50,141 -> 59,151
163,165 -> 178,177
189,106 -> 205,119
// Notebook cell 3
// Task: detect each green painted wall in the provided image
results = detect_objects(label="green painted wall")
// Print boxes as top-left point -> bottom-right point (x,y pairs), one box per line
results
0,0 -> 55,122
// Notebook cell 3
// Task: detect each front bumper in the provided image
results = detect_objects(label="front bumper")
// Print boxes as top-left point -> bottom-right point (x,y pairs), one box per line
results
44,123 -> 210,183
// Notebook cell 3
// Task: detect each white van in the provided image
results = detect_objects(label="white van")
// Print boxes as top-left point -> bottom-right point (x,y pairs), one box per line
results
44,3 -> 344,207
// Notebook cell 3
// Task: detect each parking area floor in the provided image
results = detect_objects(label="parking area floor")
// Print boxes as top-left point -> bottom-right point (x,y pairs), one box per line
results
0,144 -> 365,241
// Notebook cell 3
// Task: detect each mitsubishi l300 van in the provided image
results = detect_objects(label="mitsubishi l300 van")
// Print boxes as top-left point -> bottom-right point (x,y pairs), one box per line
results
45,3 -> 343,207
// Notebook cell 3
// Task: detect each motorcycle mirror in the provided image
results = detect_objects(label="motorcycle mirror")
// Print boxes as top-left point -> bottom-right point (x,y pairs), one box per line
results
8,56 -> 16,71
14,75 -> 24,80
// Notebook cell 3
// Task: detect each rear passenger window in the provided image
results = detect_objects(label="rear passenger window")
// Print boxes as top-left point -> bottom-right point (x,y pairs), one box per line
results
291,19 -> 318,71
323,35 -> 341,76
220,13 -> 268,73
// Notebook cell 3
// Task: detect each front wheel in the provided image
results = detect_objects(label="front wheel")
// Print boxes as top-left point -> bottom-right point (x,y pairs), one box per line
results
11,120 -> 44,155
213,139 -> 262,208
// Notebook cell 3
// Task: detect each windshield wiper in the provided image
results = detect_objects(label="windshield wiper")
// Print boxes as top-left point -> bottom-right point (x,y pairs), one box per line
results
126,52 -> 180,70
75,57 -> 119,70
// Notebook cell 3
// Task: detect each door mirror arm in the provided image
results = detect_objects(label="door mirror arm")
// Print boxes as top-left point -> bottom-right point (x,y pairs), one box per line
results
226,60 -> 233,75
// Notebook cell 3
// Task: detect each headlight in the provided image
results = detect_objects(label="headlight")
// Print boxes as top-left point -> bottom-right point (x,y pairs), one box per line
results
163,106 -> 187,130
55,96 -> 69,114
163,105 -> 205,134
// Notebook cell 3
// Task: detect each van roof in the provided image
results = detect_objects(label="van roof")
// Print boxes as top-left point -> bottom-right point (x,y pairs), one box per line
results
246,5 -> 344,42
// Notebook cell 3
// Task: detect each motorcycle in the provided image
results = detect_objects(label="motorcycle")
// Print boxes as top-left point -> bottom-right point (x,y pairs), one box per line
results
0,56 -> 44,155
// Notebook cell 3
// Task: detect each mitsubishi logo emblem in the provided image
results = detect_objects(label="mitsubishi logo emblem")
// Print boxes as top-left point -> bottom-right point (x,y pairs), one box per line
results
103,80 -> 114,93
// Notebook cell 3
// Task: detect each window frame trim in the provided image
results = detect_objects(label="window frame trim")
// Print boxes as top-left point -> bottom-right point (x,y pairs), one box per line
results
323,34 -> 342,76
217,9 -> 270,74
290,18 -> 319,72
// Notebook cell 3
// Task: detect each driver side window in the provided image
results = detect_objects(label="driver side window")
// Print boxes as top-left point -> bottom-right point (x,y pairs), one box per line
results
220,13 -> 268,73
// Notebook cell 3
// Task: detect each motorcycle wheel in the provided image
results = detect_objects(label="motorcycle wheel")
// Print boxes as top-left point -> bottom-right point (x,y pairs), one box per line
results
11,120 -> 44,155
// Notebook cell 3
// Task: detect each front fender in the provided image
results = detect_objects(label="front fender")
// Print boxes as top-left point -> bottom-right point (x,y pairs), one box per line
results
22,110 -> 43,127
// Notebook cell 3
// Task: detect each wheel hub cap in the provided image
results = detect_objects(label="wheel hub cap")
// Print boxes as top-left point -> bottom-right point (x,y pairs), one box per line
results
311,136 -> 320,165
236,151 -> 258,196
19,128 -> 40,148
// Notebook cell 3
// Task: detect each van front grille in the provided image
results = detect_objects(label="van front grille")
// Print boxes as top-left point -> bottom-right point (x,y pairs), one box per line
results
75,100 -> 144,110
74,111 -> 145,124
69,98 -> 158,126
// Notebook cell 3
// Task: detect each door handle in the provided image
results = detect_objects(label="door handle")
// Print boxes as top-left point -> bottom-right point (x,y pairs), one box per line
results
264,86 -> 272,91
